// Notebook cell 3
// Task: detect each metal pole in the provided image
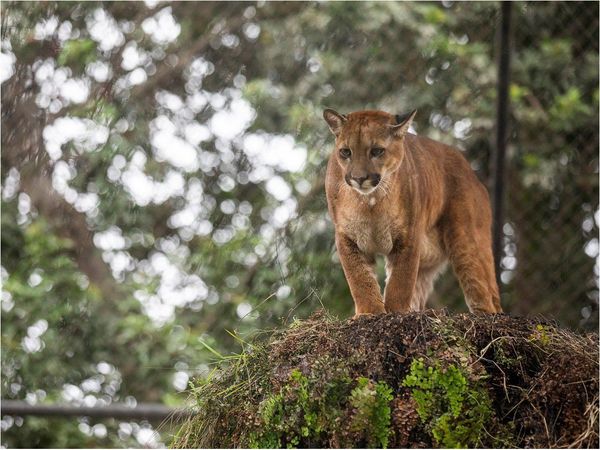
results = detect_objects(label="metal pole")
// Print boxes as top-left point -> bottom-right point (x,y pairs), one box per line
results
0,400 -> 194,422
492,1 -> 512,287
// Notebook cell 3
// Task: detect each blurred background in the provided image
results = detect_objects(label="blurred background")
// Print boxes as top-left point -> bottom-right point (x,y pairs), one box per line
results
1,1 -> 598,447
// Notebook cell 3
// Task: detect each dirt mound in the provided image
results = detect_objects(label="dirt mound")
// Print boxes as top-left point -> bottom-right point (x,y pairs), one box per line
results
172,310 -> 598,448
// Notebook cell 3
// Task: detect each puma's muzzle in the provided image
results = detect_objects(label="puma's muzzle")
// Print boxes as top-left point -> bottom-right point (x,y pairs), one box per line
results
345,172 -> 381,194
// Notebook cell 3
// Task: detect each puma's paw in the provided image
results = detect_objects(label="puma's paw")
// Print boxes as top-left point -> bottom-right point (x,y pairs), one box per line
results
352,312 -> 373,319
352,310 -> 386,319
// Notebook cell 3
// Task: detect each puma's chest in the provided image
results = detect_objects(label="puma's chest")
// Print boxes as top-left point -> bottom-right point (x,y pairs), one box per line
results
335,204 -> 446,264
338,209 -> 399,256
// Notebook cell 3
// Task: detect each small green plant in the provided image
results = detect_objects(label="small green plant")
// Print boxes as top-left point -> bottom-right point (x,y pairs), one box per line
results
249,367 -> 350,448
248,365 -> 394,449
493,339 -> 524,369
349,377 -> 394,448
403,358 -> 492,448
529,324 -> 551,346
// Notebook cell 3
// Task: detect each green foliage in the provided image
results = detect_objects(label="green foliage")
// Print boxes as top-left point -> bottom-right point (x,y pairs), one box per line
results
403,358 -> 493,448
1,207 -> 213,447
246,359 -> 393,449
1,214 -> 133,447
419,4 -> 448,25
549,87 -> 593,130
58,38 -> 97,70
349,377 -> 394,449
249,366 -> 353,448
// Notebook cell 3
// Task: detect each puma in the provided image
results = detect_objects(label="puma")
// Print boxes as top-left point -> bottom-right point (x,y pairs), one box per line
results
323,108 -> 502,316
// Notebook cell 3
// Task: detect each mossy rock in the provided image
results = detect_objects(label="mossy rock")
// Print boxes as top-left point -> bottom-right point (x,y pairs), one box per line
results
172,310 -> 598,448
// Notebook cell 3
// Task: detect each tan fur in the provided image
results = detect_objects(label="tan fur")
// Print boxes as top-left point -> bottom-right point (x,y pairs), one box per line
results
323,109 -> 502,316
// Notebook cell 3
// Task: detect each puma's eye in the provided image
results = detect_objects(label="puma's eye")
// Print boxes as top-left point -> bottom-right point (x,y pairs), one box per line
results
370,147 -> 385,158
339,148 -> 352,159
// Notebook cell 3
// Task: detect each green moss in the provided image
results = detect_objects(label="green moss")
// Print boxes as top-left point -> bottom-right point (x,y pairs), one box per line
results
247,362 -> 394,448
248,366 -> 348,448
402,358 -> 493,448
349,377 -> 394,448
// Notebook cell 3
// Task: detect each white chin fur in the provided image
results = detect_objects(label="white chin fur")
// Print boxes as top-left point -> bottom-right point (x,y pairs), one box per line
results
348,179 -> 378,196
353,186 -> 377,196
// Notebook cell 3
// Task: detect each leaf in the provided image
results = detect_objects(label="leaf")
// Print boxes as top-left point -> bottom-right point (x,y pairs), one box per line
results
57,39 -> 97,69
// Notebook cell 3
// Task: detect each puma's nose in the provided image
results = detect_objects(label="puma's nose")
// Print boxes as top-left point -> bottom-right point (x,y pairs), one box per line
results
351,174 -> 369,186
347,173 -> 381,188
354,174 -> 381,187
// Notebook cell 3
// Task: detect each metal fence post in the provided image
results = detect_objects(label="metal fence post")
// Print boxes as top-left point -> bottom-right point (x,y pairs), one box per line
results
0,400 -> 194,422
492,1 -> 512,288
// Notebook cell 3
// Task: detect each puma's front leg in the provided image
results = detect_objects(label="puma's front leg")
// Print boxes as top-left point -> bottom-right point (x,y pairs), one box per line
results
384,240 -> 421,312
335,233 -> 386,317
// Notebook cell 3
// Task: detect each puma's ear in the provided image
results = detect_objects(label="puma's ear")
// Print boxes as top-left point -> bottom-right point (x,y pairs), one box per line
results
389,109 -> 417,138
323,108 -> 347,136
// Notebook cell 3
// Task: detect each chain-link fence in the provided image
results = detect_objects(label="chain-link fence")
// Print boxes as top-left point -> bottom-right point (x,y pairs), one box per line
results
425,2 -> 599,331
503,2 -> 598,328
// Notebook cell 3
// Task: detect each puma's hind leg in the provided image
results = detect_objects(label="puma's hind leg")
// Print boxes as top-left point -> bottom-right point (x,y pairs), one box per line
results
410,263 -> 447,311
444,222 -> 502,313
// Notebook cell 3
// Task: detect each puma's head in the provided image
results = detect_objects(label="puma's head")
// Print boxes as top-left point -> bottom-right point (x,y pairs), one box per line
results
323,108 -> 416,195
